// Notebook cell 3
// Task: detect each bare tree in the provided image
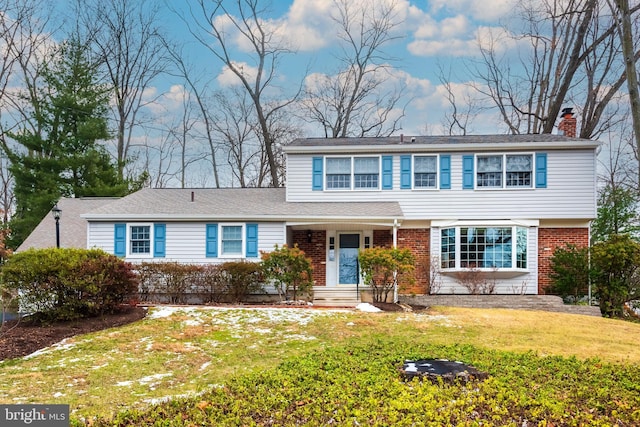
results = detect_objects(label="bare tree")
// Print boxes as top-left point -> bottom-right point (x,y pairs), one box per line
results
182,0 -> 302,187
609,0 -> 640,188
302,0 -> 406,138
77,0 -> 168,180
165,44 -> 222,188
468,0 -> 640,138
437,65 -> 479,136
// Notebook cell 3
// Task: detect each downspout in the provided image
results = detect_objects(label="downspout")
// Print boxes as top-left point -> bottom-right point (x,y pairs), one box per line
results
393,219 -> 399,303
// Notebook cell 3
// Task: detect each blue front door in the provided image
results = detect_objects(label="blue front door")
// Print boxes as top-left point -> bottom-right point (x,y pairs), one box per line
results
339,234 -> 360,284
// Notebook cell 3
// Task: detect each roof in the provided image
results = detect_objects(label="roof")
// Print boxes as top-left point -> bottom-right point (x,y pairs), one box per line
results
82,188 -> 403,221
284,134 -> 601,154
17,197 -> 120,251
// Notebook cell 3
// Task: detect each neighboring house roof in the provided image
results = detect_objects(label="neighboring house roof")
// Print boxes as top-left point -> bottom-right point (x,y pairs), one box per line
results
81,188 -> 403,222
17,197 -> 120,251
284,134 -> 600,153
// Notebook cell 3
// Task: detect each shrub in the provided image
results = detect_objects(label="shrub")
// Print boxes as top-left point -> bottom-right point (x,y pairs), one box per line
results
137,262 -> 203,304
548,244 -> 590,303
359,247 -> 415,302
261,244 -> 313,301
591,234 -> 640,317
219,261 -> 263,303
0,248 -> 137,322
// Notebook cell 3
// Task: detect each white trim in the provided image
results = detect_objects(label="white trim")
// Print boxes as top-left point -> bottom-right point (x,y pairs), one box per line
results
411,153 -> 439,190
324,155 -> 381,191
431,219 -> 539,227
126,223 -> 154,259
474,152 -> 535,190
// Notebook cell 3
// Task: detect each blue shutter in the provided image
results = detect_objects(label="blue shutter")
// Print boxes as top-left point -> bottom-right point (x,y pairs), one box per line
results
381,156 -> 393,190
462,155 -> 474,189
400,155 -> 412,189
246,223 -> 258,258
535,153 -> 547,188
114,223 -> 126,257
439,155 -> 451,189
312,157 -> 323,191
206,224 -> 218,257
153,224 -> 166,257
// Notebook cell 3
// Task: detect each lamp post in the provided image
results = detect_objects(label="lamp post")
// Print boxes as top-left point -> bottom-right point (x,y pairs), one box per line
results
52,204 -> 62,248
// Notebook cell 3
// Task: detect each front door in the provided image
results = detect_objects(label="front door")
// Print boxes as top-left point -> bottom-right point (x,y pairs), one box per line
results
338,233 -> 360,284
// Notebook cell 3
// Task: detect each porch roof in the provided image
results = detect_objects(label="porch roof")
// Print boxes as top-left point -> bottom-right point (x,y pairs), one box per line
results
82,188 -> 403,222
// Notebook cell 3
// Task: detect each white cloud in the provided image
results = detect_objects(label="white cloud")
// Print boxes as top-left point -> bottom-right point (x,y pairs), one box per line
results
429,0 -> 516,21
216,61 -> 260,87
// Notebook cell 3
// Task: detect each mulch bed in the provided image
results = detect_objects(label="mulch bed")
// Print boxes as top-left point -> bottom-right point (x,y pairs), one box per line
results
0,306 -> 147,361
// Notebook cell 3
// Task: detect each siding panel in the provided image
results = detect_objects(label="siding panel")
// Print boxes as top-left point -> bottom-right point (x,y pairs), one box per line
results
285,150 -> 596,220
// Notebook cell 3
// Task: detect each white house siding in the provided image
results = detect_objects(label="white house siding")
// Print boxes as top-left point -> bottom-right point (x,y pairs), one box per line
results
429,226 -> 539,294
87,221 -> 286,264
285,150 -> 596,220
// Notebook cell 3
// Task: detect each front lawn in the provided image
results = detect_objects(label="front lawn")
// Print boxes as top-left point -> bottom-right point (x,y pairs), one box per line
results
1,306 -> 639,425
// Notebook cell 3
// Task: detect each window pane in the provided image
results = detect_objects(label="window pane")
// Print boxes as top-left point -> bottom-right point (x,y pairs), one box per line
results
414,156 -> 437,188
506,155 -> 532,187
353,157 -> 379,188
354,157 -> 378,173
460,227 -> 512,268
477,156 -> 503,188
326,158 -> 351,174
222,226 -> 243,255
130,225 -> 150,254
441,228 -> 456,268
327,157 -> 351,189
477,156 -> 502,172
516,227 -> 527,268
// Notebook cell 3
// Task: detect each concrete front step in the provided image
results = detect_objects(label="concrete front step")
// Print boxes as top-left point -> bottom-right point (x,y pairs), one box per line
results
399,295 -> 601,317
312,286 -> 361,307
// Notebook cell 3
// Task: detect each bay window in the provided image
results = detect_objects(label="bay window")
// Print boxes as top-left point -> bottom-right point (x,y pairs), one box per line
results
440,226 -> 528,270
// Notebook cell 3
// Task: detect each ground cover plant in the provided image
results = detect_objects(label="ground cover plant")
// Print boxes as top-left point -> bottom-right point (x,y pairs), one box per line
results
1,306 -> 640,425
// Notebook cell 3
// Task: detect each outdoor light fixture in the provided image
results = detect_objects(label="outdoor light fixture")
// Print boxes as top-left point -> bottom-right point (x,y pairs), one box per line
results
52,204 -> 62,248
307,230 -> 312,243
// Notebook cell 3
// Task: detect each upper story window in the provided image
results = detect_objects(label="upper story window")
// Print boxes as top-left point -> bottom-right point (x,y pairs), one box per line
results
477,154 -> 533,189
414,155 -> 437,188
440,226 -> 528,270
326,156 -> 379,190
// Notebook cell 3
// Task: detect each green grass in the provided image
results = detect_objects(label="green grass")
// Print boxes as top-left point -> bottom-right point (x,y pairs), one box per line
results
1,305 -> 640,425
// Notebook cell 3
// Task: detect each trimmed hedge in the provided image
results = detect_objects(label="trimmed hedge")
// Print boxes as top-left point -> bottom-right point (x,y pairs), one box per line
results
1,248 -> 137,322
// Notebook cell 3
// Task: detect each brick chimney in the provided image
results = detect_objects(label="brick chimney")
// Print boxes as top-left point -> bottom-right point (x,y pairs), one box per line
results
557,107 -> 577,137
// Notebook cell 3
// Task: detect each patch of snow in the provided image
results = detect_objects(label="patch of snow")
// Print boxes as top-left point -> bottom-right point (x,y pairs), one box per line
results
199,362 -> 211,371
116,381 -> 133,387
23,338 -> 77,360
355,303 -> 382,312
139,373 -> 173,384
53,392 -> 64,398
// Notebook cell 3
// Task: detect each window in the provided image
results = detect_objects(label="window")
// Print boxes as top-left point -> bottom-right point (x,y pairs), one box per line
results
440,226 -> 528,269
506,155 -> 532,187
414,155 -> 437,188
477,154 -> 533,188
326,157 -> 351,189
130,225 -> 150,254
326,156 -> 380,190
221,225 -> 243,255
354,157 -> 379,188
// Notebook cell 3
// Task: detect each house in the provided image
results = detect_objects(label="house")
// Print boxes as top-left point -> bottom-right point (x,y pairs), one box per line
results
24,114 -> 599,300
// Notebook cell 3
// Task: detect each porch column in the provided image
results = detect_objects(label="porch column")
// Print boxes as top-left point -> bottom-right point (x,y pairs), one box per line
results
393,218 -> 399,303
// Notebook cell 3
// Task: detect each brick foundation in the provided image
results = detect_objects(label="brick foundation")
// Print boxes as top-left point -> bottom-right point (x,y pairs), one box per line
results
537,227 -> 589,294
292,230 -> 327,287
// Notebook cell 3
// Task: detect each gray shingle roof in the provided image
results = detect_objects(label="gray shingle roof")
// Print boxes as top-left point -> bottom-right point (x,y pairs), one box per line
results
284,134 -> 600,153
82,188 -> 403,221
17,197 -> 120,251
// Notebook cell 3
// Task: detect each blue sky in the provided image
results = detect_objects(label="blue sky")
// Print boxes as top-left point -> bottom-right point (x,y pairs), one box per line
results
154,0 -> 521,136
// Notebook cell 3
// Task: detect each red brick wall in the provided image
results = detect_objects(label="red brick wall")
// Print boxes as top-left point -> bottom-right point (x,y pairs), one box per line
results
397,229 -> 430,294
292,230 -> 327,286
538,227 -> 589,294
373,230 -> 393,247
